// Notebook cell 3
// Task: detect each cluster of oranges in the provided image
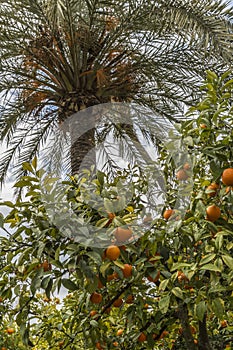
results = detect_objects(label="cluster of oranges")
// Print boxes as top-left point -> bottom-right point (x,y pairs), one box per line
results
163,167 -> 233,223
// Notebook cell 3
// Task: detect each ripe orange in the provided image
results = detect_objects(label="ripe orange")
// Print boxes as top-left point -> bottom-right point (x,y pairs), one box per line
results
58,340 -> 65,348
138,332 -> 147,342
97,278 -> 104,289
105,245 -> 120,261
144,303 -> 149,309
122,264 -> 133,278
183,162 -> 191,170
206,183 -> 219,197
90,310 -> 98,317
107,272 -> 119,281
125,294 -> 134,304
108,212 -> 115,220
163,209 -> 174,220
176,169 -> 189,181
113,341 -> 119,347
0,297 -> 3,302
90,292 -> 102,304
159,330 -> 169,339
222,168 -> 233,186
147,271 -> 160,283
114,227 -> 132,243
41,260 -> 52,272
116,329 -> 124,336
206,205 -> 221,222
194,339 -> 198,345
113,298 -> 123,307
177,271 -> 188,283
6,328 -> 14,334
200,123 -> 207,129
220,320 -> 228,328
190,325 -> 196,334
96,342 -> 103,350
1,347 -> 7,350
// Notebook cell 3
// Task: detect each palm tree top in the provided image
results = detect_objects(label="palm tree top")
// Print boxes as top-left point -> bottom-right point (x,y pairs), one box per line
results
0,0 -> 233,182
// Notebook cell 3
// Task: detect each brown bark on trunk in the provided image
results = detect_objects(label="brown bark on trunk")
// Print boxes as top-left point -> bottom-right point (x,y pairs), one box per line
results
177,302 -> 197,350
69,112 -> 96,175
198,314 -> 212,350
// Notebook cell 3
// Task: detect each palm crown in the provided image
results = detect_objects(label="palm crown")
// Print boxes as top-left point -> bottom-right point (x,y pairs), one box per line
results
0,0 -> 233,180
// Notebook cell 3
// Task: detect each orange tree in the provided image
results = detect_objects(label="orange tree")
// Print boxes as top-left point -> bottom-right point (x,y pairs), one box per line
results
0,70 -> 233,349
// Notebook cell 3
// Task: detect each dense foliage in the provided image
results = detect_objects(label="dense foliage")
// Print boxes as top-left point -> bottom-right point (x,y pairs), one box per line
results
0,71 -> 233,349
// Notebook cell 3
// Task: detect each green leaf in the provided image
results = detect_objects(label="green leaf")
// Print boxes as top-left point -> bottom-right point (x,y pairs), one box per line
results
171,287 -> 183,299
159,279 -> 169,291
90,319 -> 99,328
22,162 -> 33,172
199,263 -> 221,272
158,294 -> 170,314
14,180 -> 32,188
170,262 -> 191,272
0,213 -> 4,227
32,157 -> 37,170
222,255 -> 233,269
199,254 -> 216,266
61,278 -> 78,291
212,298 -> 224,318
31,275 -> 42,294
113,260 -> 125,269
100,261 -> 111,276
86,251 -> 102,264
196,301 -> 206,321
41,276 -> 51,290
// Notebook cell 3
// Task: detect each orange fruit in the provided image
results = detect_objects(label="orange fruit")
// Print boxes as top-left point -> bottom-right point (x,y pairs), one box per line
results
1,348 -> 7,350
41,260 -> 52,272
190,325 -> 196,334
200,123 -> 207,129
97,278 -> 104,289
222,168 -> 233,186
138,332 -> 147,342
177,271 -> 188,283
113,341 -> 119,347
220,320 -> 228,328
107,272 -> 119,281
96,342 -> 103,350
58,340 -> 65,348
113,298 -> 123,307
159,330 -> 169,339
144,303 -> 149,309
176,169 -> 189,181
183,162 -> 191,170
194,339 -> 198,345
108,212 -> 115,220
125,294 -> 134,304
163,209 -> 174,220
90,292 -> 102,304
6,328 -> 14,334
206,183 -> 219,197
226,186 -> 232,194
114,227 -> 132,243
147,271 -> 160,283
0,297 -> 3,302
105,245 -> 120,261
116,329 -> 124,336
90,310 -> 98,317
122,264 -> 133,278
206,205 -> 221,222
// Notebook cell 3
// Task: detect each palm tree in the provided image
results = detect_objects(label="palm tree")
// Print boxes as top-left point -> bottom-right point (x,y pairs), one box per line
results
0,0 -> 233,180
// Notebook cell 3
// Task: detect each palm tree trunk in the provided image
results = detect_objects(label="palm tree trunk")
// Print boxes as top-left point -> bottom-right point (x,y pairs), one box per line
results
69,113 -> 96,175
